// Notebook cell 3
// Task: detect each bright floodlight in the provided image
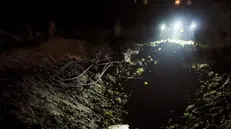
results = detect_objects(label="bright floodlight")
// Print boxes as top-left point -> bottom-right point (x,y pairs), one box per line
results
190,22 -> 196,30
173,21 -> 182,30
175,0 -> 180,5
160,24 -> 166,30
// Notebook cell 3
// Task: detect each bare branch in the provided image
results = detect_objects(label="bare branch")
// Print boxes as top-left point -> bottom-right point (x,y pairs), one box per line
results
61,64 -> 94,81
82,63 -> 113,86
55,60 -> 90,75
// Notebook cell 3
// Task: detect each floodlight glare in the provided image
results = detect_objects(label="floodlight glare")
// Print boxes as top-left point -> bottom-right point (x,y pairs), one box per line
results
160,24 -> 166,30
173,21 -> 182,30
158,19 -> 199,41
190,22 -> 196,30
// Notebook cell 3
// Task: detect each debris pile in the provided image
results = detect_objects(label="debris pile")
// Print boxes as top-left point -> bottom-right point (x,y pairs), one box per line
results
0,50 -> 129,129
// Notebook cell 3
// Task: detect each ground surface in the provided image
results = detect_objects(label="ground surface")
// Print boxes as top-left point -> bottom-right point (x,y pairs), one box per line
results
1,38 -> 231,129
0,38 -> 128,129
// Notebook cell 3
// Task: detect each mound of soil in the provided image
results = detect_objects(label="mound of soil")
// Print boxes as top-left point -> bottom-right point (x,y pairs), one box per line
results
39,38 -> 89,57
0,49 -> 128,129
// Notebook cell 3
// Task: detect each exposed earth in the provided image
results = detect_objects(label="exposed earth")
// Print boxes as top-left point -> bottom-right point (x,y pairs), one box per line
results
1,38 -> 231,129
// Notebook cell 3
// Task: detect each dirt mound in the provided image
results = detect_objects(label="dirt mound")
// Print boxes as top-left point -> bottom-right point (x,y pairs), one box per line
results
0,49 -> 86,71
0,51 -> 128,129
39,38 -> 89,57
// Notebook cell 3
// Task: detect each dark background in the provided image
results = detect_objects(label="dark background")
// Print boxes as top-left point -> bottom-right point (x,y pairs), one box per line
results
0,0 -> 230,129
0,0 -> 210,34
